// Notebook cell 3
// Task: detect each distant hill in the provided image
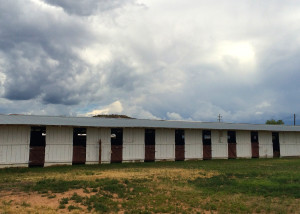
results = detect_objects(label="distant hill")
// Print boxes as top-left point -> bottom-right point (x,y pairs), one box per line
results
92,114 -> 134,119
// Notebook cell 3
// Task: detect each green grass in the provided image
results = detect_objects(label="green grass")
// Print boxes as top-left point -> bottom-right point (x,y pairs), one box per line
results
1,158 -> 300,213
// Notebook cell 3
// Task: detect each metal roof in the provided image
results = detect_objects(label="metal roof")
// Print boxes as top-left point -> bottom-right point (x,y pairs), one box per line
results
0,114 -> 300,132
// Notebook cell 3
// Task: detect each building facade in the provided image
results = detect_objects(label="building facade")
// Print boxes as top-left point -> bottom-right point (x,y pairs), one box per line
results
0,115 -> 300,168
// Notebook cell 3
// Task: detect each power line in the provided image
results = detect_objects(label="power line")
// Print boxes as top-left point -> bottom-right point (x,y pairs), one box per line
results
218,114 -> 222,123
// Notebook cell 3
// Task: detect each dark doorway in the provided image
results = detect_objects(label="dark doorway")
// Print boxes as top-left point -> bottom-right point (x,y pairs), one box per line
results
228,131 -> 237,159
175,130 -> 185,161
203,130 -> 212,160
272,132 -> 280,158
251,131 -> 259,158
29,126 -> 46,167
72,128 -> 86,165
111,128 -> 123,163
145,129 -> 155,162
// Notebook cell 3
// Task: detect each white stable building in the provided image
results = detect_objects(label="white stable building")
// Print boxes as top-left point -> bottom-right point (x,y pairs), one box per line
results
0,114 -> 300,168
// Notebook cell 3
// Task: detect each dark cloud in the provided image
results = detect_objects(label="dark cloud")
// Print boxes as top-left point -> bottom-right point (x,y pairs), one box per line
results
105,60 -> 145,91
42,89 -> 79,105
42,0 -> 134,16
0,0 -> 96,104
1,0 -> 300,125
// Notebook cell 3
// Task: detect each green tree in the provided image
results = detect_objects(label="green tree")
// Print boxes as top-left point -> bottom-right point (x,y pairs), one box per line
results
265,119 -> 284,125
93,114 -> 133,119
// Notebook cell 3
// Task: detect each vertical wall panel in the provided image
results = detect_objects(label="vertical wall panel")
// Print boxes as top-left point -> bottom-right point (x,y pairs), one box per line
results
45,126 -> 73,166
280,132 -> 300,157
296,132 -> 300,156
155,129 -> 175,160
211,130 -> 228,159
86,127 -> 100,164
236,131 -> 251,158
86,128 -> 111,163
123,128 -> 144,161
185,129 -> 202,159
0,126 -> 30,167
100,128 -> 111,163
259,131 -> 273,158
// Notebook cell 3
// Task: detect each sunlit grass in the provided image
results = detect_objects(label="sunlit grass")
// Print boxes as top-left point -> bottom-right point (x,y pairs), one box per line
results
1,158 -> 300,213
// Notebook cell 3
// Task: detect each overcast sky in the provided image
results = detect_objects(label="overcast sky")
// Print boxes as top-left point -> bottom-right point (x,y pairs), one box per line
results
1,0 -> 300,124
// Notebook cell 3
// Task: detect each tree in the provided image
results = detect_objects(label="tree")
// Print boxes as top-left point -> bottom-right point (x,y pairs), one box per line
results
265,119 -> 284,125
93,114 -> 133,119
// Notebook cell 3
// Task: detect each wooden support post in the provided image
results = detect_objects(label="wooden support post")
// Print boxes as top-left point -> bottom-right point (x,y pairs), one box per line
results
98,139 -> 101,164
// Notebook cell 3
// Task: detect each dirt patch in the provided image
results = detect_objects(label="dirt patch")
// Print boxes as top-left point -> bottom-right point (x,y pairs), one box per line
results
11,168 -> 218,183
0,189 -> 98,213
72,168 -> 219,181
0,168 -> 219,213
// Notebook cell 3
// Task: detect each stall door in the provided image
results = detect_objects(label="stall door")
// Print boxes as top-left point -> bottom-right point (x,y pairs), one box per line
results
72,128 -> 86,164
175,130 -> 185,161
145,129 -> 155,162
228,131 -> 237,159
203,130 -> 212,160
111,128 -> 123,163
272,132 -> 280,158
251,131 -> 259,158
29,127 -> 46,167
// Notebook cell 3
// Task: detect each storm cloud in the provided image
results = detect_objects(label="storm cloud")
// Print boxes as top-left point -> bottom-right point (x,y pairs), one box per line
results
1,0 -> 300,124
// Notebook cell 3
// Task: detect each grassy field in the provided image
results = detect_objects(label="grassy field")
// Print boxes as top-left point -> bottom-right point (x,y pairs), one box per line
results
1,158 -> 300,213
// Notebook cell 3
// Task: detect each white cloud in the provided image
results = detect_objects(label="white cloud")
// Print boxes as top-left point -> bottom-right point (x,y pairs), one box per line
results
256,101 -> 271,109
86,101 -> 123,116
167,112 -> 183,120
123,105 -> 160,120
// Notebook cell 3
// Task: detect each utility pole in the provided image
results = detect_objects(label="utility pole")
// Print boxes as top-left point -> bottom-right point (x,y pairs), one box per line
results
218,114 -> 222,123
294,114 -> 296,126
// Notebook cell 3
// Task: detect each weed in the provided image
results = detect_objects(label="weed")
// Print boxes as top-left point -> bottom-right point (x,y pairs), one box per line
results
20,201 -> 30,207
82,194 -> 119,213
83,188 -> 90,193
93,200 -> 108,212
58,204 -> 65,209
47,194 -> 56,199
70,193 -> 83,203
68,205 -> 82,211
24,178 -> 88,193
85,171 -> 95,176
2,200 -> 13,206
190,171 -> 300,198
59,197 -> 69,205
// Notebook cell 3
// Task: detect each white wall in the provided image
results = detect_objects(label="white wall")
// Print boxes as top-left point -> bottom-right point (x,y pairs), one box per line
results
155,129 -> 175,160
45,126 -> 73,166
0,125 -> 30,167
123,128 -> 144,162
4,125 -> 300,168
86,128 -> 111,164
259,131 -> 273,158
279,132 -> 300,157
86,127 -> 100,164
236,131 -> 251,158
185,129 -> 202,160
100,128 -> 111,163
211,130 -> 228,159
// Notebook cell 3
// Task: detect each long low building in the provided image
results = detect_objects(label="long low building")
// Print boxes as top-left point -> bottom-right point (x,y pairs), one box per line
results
0,114 -> 300,168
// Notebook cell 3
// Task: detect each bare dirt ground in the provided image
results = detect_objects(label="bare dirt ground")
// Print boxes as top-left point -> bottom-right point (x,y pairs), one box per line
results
2,159 -> 300,213
0,168 -> 216,213
1,189 -> 94,213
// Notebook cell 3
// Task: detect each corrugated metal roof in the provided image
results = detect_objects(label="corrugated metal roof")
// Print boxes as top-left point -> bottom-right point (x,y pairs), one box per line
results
0,114 -> 299,132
